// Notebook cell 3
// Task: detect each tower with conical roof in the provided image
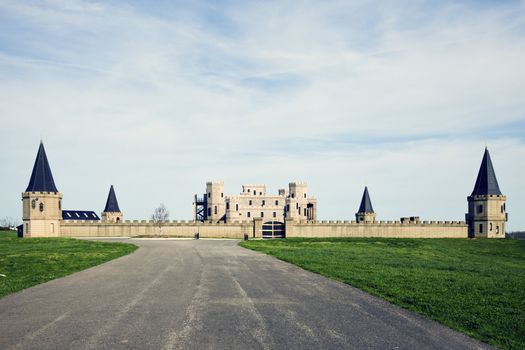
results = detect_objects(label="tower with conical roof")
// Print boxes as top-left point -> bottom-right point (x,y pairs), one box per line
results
101,185 -> 123,223
22,142 -> 63,237
356,186 -> 376,223
466,148 -> 507,238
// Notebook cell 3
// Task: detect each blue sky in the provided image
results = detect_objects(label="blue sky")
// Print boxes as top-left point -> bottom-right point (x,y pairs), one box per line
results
1,0 -> 524,230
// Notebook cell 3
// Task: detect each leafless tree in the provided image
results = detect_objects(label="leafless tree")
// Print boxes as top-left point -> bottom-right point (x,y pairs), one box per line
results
151,203 -> 169,234
0,216 -> 19,230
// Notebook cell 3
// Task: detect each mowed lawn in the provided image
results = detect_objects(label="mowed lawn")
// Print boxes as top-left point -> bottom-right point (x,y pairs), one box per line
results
240,237 -> 525,350
0,231 -> 137,298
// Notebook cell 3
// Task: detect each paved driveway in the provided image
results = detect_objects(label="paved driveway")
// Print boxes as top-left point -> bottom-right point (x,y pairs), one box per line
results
0,239 -> 494,350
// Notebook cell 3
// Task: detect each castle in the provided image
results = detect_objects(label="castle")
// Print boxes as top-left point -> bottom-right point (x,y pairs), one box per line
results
20,142 -> 507,239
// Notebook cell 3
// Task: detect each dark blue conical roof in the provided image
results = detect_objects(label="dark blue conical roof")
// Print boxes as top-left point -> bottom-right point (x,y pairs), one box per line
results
26,142 -> 58,192
103,185 -> 121,212
358,186 -> 374,213
471,148 -> 502,196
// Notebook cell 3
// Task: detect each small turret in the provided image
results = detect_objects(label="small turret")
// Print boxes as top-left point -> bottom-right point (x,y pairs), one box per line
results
356,186 -> 376,223
101,185 -> 123,223
22,142 -> 62,237
466,148 -> 507,238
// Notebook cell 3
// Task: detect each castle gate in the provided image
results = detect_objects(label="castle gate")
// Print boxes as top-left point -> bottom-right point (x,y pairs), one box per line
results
262,221 -> 285,239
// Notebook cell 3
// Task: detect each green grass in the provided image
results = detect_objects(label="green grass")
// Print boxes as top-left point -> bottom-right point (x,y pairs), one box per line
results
0,231 -> 137,298
240,237 -> 525,350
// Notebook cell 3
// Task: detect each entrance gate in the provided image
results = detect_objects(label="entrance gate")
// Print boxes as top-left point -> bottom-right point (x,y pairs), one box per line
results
262,221 -> 285,239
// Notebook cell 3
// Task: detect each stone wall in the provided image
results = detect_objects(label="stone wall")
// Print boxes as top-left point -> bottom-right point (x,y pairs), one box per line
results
285,219 -> 468,238
60,218 -> 468,239
61,220 -> 254,239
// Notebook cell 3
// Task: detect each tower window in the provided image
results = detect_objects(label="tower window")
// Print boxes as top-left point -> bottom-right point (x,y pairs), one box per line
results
208,208 -> 211,216
501,205 -> 504,213
248,189 -> 250,193
304,208 -> 307,216
296,203 -> 299,209
208,193 -> 211,198
490,223 -> 493,231
292,193 -> 295,198
39,202 -> 44,212
273,212 -> 276,218
214,206 -> 217,215
496,225 -> 500,234
262,200 -> 265,206
304,193 -> 306,198
226,202 -> 230,210
275,200 -> 278,205
247,212 -> 251,218
221,193 -> 224,198
260,212 -> 264,217
477,205 -> 483,214
249,200 -> 252,206
259,192 -> 262,196
479,223 -> 483,234
235,204 -> 239,211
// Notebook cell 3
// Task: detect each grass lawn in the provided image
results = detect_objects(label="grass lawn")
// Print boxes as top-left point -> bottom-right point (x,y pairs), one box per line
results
240,237 -> 525,350
0,230 -> 137,298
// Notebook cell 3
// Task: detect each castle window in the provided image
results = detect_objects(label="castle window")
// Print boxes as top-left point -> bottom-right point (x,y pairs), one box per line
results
501,205 -> 504,213
208,208 -> 211,216
221,193 -> 224,198
261,212 -> 264,217
214,206 -> 217,215
304,193 -> 306,198
496,225 -> 500,234
273,212 -> 276,218
296,203 -> 299,209
208,193 -> 211,198
479,223 -> 483,233
50,223 -> 54,233
247,212 -> 251,218
59,200 -> 61,210
248,189 -> 251,193
477,205 -> 483,214
275,200 -> 278,206
262,200 -> 265,206
116,217 -> 120,222
259,192 -> 262,196
226,202 -> 230,210
304,208 -> 307,216
39,203 -> 44,212
249,200 -> 252,206
235,204 -> 239,211
490,223 -> 493,231
292,193 -> 295,198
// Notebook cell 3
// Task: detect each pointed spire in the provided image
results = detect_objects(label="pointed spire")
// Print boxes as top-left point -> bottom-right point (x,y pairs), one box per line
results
471,148 -> 502,196
25,142 -> 59,192
358,186 -> 374,213
103,185 -> 121,212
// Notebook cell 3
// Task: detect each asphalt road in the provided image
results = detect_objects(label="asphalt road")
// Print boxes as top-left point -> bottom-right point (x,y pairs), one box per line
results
0,239 -> 495,350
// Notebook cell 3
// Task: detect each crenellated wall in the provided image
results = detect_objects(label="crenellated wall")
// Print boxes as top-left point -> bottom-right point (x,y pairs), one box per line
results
60,218 -> 468,239
61,220 -> 254,239
284,219 -> 468,238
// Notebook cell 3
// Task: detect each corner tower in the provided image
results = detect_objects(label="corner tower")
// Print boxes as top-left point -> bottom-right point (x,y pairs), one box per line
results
22,142 -> 62,237
356,186 -> 376,223
466,148 -> 507,238
101,185 -> 123,223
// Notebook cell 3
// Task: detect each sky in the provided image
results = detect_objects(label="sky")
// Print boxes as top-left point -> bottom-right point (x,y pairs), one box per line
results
0,0 -> 524,230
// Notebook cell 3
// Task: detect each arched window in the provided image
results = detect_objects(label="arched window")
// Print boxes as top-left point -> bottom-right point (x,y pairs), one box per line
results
490,223 -> 493,231
39,202 -> 44,212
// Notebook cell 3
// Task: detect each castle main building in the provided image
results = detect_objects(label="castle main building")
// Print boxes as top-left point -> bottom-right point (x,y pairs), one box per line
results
194,182 -> 317,223
20,142 -> 507,239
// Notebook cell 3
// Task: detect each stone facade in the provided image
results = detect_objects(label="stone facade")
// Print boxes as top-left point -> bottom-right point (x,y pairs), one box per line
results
21,142 -> 508,239
200,182 -> 317,223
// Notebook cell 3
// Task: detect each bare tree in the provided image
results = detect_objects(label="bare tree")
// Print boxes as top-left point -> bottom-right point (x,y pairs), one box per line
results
151,203 -> 169,234
0,216 -> 19,230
